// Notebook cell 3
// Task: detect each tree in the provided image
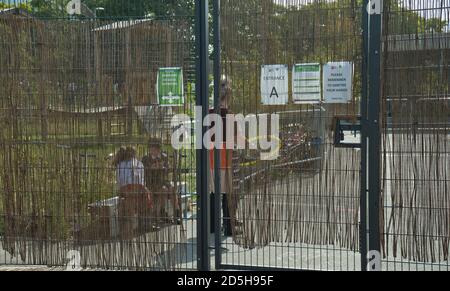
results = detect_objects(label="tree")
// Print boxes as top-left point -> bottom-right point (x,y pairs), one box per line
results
29,0 -> 66,18
424,18 -> 448,33
81,0 -> 194,19
5,0 -> 194,19
0,1 -> 30,11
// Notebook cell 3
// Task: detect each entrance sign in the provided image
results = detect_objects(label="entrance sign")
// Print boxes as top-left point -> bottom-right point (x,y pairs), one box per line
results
323,62 -> 353,103
157,67 -> 184,106
261,65 -> 289,105
292,63 -> 321,104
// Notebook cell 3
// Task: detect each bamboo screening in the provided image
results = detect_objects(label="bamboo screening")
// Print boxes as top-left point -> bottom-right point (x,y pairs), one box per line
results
381,0 -> 450,265
221,0 -> 362,254
0,16 -> 193,270
0,0 -> 448,271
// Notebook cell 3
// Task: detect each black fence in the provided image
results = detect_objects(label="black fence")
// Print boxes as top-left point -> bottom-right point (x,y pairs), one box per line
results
0,0 -> 198,270
0,0 -> 448,271
380,0 -> 449,271
216,0 -> 363,271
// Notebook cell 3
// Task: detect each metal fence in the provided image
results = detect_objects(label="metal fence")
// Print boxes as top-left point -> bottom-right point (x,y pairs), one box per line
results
0,0 -> 198,270
0,0 -> 448,271
216,0 -> 363,271
380,0 -> 449,271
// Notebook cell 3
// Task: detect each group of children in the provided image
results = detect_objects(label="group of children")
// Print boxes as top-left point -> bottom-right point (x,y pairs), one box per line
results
113,139 -> 181,237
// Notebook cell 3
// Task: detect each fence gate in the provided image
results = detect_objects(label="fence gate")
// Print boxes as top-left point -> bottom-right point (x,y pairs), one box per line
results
380,0 -> 449,271
209,0 -> 449,271
210,0 -> 368,271
0,0 -> 198,270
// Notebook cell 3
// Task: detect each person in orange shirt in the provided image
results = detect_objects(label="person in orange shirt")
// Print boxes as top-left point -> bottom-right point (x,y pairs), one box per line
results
209,76 -> 240,237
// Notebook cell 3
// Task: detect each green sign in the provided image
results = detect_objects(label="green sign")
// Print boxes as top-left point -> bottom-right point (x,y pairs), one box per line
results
292,63 -> 321,104
157,67 -> 184,106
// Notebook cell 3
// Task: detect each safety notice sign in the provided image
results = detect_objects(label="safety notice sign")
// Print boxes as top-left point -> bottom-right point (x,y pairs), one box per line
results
157,67 -> 184,106
323,62 -> 353,103
292,63 -> 321,104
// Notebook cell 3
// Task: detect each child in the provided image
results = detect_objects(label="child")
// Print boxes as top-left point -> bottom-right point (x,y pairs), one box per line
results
114,146 -> 153,237
142,139 -> 181,225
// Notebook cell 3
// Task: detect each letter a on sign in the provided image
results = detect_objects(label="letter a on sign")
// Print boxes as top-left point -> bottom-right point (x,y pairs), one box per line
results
270,87 -> 279,99
261,65 -> 288,105
367,0 -> 382,15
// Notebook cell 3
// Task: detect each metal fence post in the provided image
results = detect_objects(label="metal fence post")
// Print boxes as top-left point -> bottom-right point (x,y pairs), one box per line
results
362,0 -> 383,271
195,0 -> 211,271
213,0 -> 223,270
360,0 -> 369,272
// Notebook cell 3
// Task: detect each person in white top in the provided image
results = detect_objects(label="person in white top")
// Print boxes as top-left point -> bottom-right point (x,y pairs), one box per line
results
113,146 -> 153,237
114,146 -> 145,188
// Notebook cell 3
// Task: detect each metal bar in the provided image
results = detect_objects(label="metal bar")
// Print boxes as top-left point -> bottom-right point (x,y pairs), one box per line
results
195,0 -> 210,272
218,264 -> 314,272
367,0 -> 383,269
213,0 -> 223,270
360,0 -> 369,272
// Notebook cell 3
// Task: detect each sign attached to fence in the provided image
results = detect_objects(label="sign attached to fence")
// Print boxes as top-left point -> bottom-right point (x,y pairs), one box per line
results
157,67 -> 184,106
261,65 -> 289,105
292,63 -> 322,104
323,62 -> 353,103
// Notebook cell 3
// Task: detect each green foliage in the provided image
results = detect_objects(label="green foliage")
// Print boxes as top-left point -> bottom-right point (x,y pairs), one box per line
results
424,18 -> 448,33
0,1 -> 29,10
26,0 -> 195,19
28,0 -> 66,18
385,1 -> 448,34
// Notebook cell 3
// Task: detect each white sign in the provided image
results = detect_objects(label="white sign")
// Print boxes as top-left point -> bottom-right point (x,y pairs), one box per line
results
261,65 -> 289,105
66,0 -> 81,15
292,63 -> 321,104
323,62 -> 354,103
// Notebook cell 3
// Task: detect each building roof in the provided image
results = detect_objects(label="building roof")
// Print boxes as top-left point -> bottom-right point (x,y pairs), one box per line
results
387,32 -> 450,52
93,18 -> 154,32
0,7 -> 33,18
